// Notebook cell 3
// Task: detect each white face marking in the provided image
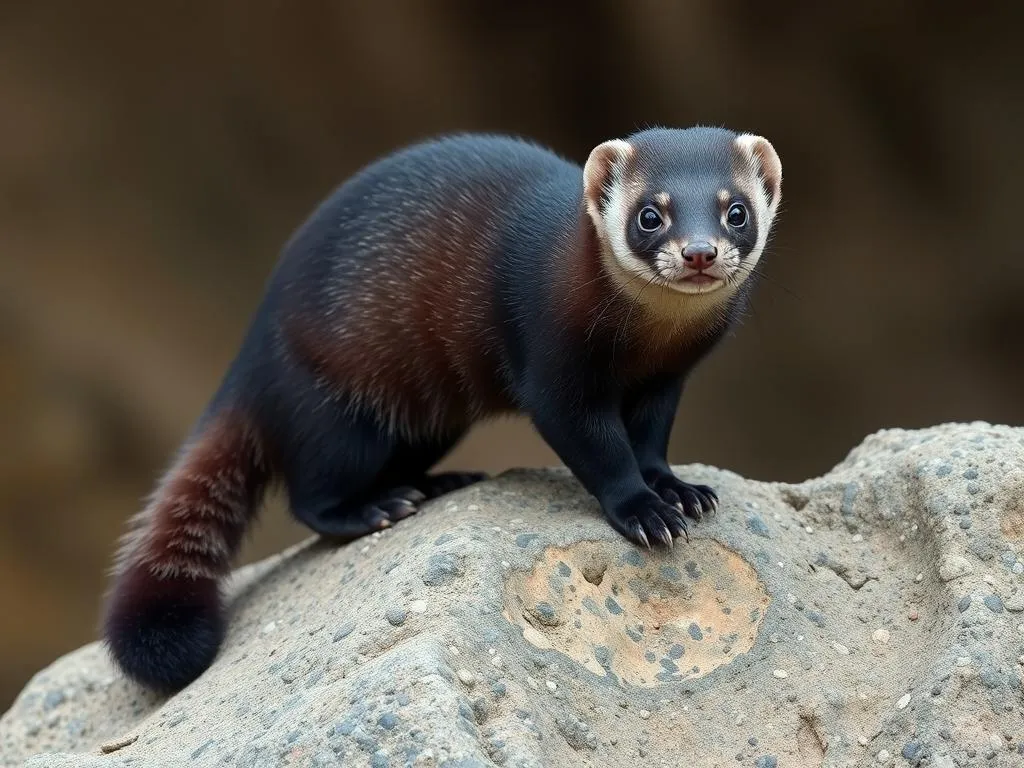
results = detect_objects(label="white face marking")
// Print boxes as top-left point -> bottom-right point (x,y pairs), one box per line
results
583,132 -> 782,328
583,141 -> 652,286
732,134 -> 783,279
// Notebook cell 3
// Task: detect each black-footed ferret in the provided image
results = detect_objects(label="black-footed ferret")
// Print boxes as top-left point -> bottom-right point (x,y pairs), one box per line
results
102,125 -> 783,693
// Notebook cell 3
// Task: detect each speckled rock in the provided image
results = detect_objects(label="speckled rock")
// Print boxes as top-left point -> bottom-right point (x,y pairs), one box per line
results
3,422 -> 1024,767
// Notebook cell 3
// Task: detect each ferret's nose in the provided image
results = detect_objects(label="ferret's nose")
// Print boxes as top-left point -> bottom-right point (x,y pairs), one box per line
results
682,241 -> 717,270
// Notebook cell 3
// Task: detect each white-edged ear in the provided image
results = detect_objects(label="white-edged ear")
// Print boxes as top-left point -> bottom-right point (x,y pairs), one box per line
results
582,139 -> 633,227
735,134 -> 782,219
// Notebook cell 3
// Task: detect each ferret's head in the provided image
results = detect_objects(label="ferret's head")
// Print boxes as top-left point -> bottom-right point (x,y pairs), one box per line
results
583,126 -> 782,300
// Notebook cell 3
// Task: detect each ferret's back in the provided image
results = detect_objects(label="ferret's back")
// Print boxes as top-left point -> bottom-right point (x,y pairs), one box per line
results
265,134 -> 581,436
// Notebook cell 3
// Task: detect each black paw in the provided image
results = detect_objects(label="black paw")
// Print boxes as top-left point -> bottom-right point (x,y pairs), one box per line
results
359,485 -> 428,530
605,490 -> 691,549
644,470 -> 719,522
415,471 -> 488,499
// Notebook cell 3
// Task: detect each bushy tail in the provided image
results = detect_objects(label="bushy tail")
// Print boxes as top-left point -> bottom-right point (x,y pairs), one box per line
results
101,407 -> 270,693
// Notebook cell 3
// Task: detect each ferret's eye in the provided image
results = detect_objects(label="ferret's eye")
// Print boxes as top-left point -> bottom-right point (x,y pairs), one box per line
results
727,203 -> 748,228
637,206 -> 663,232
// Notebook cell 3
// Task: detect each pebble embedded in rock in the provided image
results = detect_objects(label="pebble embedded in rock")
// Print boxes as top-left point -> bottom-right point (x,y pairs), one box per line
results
984,595 -> 1005,614
332,621 -> 356,642
622,550 -> 644,567
385,607 -> 407,626
754,757 -> 778,768
532,601 -> 558,625
515,533 -> 540,548
877,749 -> 890,762
457,669 -> 476,687
409,600 -> 427,614
746,515 -> 771,538
940,556 -> 973,582
873,628 -> 891,644
660,565 -> 682,581
773,670 -> 788,679
422,553 -> 465,587
806,611 -> 826,628
896,693 -> 911,710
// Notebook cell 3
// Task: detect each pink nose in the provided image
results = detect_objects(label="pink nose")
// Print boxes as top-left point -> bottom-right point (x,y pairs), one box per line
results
682,242 -> 717,270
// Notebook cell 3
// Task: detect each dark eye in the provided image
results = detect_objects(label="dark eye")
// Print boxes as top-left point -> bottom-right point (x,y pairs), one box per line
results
637,206 -> 663,232
727,203 -> 748,228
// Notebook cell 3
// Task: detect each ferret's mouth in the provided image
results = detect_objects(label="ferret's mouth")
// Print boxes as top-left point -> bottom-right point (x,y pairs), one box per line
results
680,273 -> 718,285
660,269 -> 728,294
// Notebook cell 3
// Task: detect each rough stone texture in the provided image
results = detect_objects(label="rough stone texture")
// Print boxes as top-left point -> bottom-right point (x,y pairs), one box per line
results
3,422 -> 1024,767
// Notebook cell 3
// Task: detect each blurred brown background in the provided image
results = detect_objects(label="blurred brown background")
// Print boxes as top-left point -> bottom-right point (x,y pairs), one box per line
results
1,0 -> 1022,710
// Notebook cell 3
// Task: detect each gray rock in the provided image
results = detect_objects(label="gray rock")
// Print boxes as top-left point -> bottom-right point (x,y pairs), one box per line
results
2,422 -> 1023,767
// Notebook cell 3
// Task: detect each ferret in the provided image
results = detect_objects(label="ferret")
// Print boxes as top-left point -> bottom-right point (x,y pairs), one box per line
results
101,125 -> 783,693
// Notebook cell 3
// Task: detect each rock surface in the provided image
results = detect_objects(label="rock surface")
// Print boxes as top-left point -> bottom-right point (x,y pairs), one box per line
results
3,422 -> 1024,767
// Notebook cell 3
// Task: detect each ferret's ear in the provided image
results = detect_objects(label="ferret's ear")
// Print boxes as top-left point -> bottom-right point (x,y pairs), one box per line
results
583,139 -> 633,226
735,134 -> 782,217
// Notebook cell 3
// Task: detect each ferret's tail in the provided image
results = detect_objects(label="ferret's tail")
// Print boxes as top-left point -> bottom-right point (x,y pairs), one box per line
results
101,407 -> 270,693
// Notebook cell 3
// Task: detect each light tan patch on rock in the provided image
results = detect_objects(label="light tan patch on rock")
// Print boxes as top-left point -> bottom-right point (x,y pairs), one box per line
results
1000,495 -> 1024,540
502,539 -> 770,687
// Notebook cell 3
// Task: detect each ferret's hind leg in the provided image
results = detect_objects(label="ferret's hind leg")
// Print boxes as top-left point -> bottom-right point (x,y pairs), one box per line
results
280,400 -> 410,540
282,407 -> 483,541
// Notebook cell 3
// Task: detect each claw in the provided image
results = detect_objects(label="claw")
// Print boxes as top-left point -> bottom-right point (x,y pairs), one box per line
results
666,510 -> 689,539
630,521 -> 651,549
403,488 -> 428,504
653,522 -> 673,549
699,485 -> 720,514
